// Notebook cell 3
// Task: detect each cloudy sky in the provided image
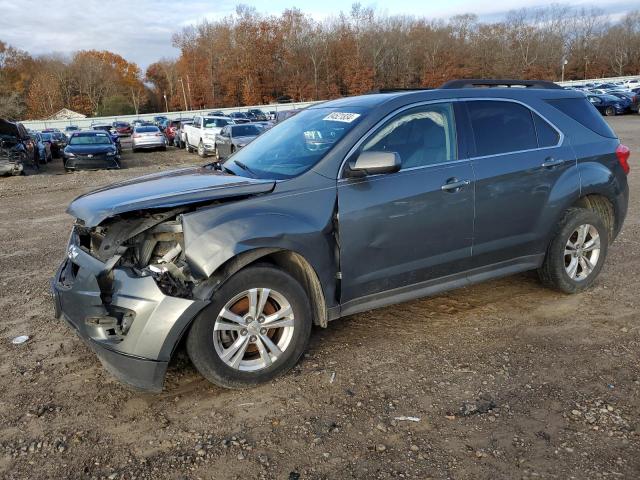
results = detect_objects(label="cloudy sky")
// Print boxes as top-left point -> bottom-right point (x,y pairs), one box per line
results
0,0 -> 636,68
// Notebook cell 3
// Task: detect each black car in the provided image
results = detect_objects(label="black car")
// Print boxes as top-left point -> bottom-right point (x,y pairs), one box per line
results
42,129 -> 66,157
228,112 -> 251,124
246,109 -> 267,121
1,118 -> 35,175
52,79 -> 629,392
63,131 -> 120,171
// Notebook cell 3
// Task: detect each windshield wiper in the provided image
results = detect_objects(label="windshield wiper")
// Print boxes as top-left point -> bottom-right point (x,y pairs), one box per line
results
233,159 -> 257,177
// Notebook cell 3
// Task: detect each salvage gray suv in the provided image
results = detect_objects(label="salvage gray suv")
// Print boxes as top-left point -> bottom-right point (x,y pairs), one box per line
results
52,80 -> 630,392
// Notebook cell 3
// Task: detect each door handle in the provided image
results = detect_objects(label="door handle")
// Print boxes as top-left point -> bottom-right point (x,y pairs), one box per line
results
541,158 -> 565,168
441,178 -> 471,192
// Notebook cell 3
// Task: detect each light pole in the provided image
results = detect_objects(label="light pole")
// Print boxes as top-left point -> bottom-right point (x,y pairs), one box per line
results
163,92 -> 168,113
561,58 -> 568,83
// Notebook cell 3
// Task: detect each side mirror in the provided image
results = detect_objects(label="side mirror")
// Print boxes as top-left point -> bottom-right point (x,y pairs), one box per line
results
347,151 -> 401,177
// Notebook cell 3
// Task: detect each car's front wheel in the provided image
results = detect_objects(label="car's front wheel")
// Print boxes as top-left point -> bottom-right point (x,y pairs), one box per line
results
605,106 -> 616,116
187,265 -> 312,389
538,207 -> 609,293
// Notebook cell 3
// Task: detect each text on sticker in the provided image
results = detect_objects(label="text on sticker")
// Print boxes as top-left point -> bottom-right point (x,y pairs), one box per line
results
323,112 -> 361,123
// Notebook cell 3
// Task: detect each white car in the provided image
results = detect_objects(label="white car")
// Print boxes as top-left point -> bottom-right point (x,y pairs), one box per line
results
183,116 -> 235,158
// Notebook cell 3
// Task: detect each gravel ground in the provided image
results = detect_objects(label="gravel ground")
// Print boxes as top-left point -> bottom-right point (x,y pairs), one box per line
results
0,117 -> 638,480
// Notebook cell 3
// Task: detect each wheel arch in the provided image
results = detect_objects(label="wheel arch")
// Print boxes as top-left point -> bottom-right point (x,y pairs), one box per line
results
192,247 -> 328,328
158,246 -> 329,371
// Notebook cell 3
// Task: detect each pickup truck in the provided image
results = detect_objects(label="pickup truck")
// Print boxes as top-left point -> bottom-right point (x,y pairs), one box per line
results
183,115 -> 235,158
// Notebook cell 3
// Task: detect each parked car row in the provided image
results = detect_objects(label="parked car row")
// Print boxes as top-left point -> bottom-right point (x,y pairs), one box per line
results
564,80 -> 640,116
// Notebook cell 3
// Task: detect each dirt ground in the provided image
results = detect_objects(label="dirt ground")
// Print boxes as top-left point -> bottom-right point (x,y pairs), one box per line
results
0,117 -> 638,480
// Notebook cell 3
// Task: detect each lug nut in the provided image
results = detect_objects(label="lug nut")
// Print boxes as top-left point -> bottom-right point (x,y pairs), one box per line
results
241,329 -> 247,336
258,316 -> 264,323
260,328 -> 267,335
250,335 -> 257,342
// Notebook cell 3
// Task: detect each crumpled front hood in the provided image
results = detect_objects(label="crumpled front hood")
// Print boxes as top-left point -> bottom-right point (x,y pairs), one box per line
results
68,166 -> 275,227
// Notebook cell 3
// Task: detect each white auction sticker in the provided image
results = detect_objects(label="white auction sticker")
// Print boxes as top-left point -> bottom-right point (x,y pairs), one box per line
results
323,112 -> 361,123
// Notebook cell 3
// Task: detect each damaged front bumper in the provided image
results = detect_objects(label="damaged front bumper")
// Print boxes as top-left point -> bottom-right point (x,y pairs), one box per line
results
51,232 -> 208,392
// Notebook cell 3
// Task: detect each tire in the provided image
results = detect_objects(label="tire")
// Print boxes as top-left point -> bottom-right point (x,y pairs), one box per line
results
538,207 -> 609,294
198,141 -> 207,158
214,145 -> 221,161
186,265 -> 312,389
132,148 -> 138,153
185,137 -> 194,153
605,106 -> 616,116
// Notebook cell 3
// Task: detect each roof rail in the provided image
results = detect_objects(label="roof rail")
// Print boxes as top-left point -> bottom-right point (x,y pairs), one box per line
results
367,87 -> 434,94
440,79 -> 562,90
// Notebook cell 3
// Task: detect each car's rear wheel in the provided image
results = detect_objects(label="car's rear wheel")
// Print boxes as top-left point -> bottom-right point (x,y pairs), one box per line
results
538,207 -> 609,293
605,106 -> 616,116
187,265 -> 312,389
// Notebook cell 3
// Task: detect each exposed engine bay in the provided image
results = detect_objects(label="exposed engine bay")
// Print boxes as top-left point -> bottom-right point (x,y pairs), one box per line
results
75,207 -> 197,299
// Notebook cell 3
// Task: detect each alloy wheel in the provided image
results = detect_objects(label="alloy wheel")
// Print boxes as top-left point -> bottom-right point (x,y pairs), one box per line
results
213,288 -> 295,371
564,223 -> 601,281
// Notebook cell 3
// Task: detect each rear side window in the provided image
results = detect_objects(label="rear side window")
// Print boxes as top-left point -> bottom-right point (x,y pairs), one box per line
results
532,113 -> 560,147
466,101 -> 537,156
546,98 -> 616,138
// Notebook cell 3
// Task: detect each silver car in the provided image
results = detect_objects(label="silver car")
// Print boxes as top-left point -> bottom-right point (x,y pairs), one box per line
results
214,123 -> 264,160
132,125 -> 167,152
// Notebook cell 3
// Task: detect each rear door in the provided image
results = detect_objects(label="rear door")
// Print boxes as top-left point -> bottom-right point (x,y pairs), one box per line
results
462,99 -> 577,268
338,102 -> 475,303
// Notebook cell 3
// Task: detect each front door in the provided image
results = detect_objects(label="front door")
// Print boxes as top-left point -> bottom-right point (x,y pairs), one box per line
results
338,102 -> 475,303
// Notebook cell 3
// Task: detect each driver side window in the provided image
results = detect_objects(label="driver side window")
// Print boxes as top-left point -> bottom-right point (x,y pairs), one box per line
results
361,103 -> 457,170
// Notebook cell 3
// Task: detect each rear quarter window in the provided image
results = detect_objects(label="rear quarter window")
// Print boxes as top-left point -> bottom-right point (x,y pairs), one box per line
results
532,113 -> 560,147
546,98 -> 616,138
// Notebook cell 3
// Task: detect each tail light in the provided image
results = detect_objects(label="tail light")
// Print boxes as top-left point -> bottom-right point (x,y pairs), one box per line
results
616,144 -> 630,175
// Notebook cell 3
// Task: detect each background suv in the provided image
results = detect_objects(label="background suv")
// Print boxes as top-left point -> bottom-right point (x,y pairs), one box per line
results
52,79 -> 630,392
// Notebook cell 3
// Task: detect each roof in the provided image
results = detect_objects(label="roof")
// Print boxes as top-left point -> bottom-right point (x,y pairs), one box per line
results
46,108 -> 87,120
314,82 -> 582,111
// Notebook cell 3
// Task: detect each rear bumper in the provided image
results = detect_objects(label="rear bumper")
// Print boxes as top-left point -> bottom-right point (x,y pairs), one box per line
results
51,234 -> 207,392
132,138 -> 166,149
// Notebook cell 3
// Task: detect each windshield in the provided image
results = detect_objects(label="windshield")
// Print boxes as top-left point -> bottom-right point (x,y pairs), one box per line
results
70,133 -> 112,145
204,118 -> 230,128
41,133 -> 53,141
223,107 -> 365,179
231,125 -> 262,137
601,95 -> 620,102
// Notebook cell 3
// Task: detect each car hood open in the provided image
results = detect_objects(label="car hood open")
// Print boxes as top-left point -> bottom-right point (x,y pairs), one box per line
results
68,166 -> 276,227
0,119 -> 20,138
